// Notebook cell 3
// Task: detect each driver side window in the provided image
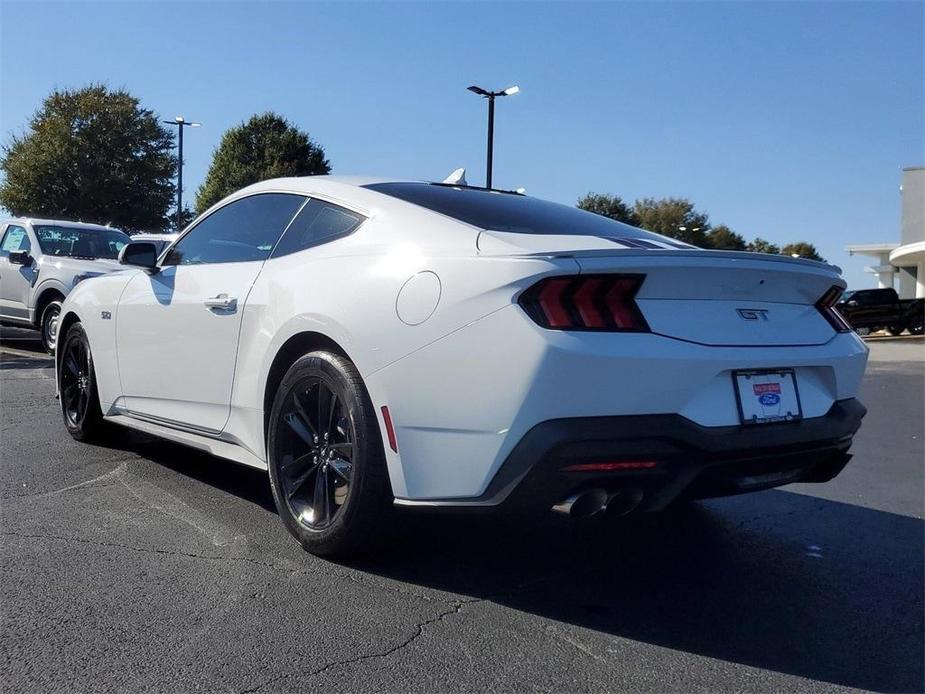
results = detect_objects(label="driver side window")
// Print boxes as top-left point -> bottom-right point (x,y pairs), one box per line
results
163,193 -> 305,266
0,225 -> 31,257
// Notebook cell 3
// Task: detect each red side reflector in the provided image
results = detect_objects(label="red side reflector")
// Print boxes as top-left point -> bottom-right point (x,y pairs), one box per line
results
381,406 -> 398,452
563,461 -> 658,472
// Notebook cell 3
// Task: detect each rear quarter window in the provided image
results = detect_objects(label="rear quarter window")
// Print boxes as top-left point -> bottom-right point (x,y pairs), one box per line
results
271,199 -> 365,258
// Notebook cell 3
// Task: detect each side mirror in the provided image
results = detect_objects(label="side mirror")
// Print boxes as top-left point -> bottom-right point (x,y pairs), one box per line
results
119,242 -> 158,271
8,250 -> 32,266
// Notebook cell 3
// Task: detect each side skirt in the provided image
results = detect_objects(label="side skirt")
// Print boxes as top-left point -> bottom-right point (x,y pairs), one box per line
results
104,413 -> 268,471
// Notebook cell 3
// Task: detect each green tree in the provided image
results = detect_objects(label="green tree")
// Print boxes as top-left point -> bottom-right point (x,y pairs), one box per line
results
0,85 -> 176,231
633,197 -> 711,246
705,224 -> 747,251
781,242 -> 825,262
746,237 -> 781,255
174,206 -> 196,230
577,193 -> 637,225
196,112 -> 330,213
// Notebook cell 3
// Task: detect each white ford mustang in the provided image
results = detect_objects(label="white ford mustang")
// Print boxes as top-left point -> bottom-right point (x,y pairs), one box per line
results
57,175 -> 869,555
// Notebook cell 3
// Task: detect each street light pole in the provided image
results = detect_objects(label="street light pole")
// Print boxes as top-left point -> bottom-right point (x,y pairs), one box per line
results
162,116 -> 200,231
467,85 -> 519,189
486,95 -> 495,190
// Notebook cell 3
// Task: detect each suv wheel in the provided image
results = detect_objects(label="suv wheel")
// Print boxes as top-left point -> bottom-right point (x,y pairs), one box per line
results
40,300 -> 63,353
267,351 -> 392,556
887,324 -> 905,336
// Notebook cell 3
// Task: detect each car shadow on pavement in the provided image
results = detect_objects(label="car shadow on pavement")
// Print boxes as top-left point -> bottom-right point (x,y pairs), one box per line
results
89,434 -> 924,692
89,429 -> 279,513
351,493 -> 923,692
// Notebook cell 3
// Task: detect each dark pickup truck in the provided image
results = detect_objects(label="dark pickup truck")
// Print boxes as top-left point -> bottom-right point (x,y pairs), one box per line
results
837,288 -> 924,336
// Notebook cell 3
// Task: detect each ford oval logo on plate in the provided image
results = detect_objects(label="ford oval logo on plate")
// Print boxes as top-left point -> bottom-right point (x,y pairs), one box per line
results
759,393 -> 781,406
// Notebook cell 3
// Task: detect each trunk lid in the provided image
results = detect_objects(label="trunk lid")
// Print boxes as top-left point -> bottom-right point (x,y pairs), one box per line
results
479,231 -> 844,347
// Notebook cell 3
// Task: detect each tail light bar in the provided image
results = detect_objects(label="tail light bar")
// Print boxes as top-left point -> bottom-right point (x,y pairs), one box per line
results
816,285 -> 852,333
519,274 -> 650,332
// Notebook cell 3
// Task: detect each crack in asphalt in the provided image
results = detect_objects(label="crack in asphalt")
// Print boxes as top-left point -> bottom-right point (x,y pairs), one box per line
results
2,530 -> 583,692
238,599 -> 477,694
235,570 -> 588,693
0,530 -> 446,605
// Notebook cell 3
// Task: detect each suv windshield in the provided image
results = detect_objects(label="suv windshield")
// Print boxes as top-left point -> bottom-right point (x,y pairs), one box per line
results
364,182 -> 690,246
34,225 -> 130,260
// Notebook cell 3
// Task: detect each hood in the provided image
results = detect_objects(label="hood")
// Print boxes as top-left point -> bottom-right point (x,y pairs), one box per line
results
37,256 -> 124,273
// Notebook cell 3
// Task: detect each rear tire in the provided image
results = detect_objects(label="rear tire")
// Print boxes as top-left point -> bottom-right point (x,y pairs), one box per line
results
886,324 -> 905,336
267,351 -> 392,557
40,300 -> 63,354
58,323 -> 108,442
909,315 -> 924,335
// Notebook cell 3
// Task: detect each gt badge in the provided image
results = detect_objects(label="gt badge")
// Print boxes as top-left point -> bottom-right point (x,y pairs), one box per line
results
737,308 -> 769,321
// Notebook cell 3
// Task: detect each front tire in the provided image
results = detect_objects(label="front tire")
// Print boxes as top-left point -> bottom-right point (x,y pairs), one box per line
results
909,314 -> 924,336
267,351 -> 392,557
40,300 -> 62,353
58,323 -> 107,441
886,324 -> 905,336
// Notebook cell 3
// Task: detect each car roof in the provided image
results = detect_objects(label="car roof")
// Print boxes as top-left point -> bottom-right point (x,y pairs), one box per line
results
2,217 -> 124,232
132,232 -> 178,240
239,175 -> 417,199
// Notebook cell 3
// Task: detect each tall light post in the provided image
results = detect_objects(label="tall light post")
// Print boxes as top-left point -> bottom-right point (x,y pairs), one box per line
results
467,85 -> 519,189
162,116 -> 200,230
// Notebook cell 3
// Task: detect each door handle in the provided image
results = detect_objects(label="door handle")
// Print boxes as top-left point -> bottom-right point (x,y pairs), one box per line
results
203,293 -> 237,311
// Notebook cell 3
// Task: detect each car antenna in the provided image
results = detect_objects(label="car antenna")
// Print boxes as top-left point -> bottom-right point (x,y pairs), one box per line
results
442,168 -> 467,186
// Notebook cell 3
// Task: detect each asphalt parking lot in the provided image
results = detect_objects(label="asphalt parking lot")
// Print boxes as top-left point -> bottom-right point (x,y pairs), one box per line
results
1,326 -> 922,693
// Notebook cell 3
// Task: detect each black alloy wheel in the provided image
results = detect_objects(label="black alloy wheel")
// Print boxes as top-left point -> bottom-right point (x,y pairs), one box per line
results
59,323 -> 106,441
267,351 -> 391,556
277,377 -> 355,529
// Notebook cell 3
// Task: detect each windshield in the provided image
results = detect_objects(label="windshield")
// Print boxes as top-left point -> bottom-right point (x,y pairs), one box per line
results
364,182 -> 692,247
34,225 -> 131,260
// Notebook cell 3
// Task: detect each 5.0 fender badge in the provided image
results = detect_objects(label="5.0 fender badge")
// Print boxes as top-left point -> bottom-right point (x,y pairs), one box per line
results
101,311 -> 112,320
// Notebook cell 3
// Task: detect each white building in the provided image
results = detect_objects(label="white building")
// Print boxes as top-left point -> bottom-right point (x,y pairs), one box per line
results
847,166 -> 925,299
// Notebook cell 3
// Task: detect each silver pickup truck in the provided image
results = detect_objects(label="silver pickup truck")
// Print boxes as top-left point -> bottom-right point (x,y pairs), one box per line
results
0,218 -> 131,352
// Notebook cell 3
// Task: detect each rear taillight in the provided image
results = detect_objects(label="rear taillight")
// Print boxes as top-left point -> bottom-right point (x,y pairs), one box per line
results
519,274 -> 650,332
816,285 -> 852,333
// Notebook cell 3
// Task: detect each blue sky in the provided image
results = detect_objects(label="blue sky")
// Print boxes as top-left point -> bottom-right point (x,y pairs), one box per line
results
2,1 -> 922,288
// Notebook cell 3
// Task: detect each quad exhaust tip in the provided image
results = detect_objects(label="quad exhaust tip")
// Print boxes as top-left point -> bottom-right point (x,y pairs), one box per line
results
552,488 -> 644,519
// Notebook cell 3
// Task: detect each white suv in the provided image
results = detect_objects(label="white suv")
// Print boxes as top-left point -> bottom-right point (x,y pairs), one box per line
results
0,218 -> 131,351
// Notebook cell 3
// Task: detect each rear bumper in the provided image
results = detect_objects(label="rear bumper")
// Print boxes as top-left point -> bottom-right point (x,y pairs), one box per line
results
394,398 -> 866,513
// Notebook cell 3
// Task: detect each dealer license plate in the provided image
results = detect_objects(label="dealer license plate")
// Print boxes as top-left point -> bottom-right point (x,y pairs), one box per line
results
733,369 -> 802,425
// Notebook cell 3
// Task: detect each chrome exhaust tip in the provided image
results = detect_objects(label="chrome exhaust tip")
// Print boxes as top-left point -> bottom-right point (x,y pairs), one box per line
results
552,488 -> 609,519
605,488 -> 645,518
